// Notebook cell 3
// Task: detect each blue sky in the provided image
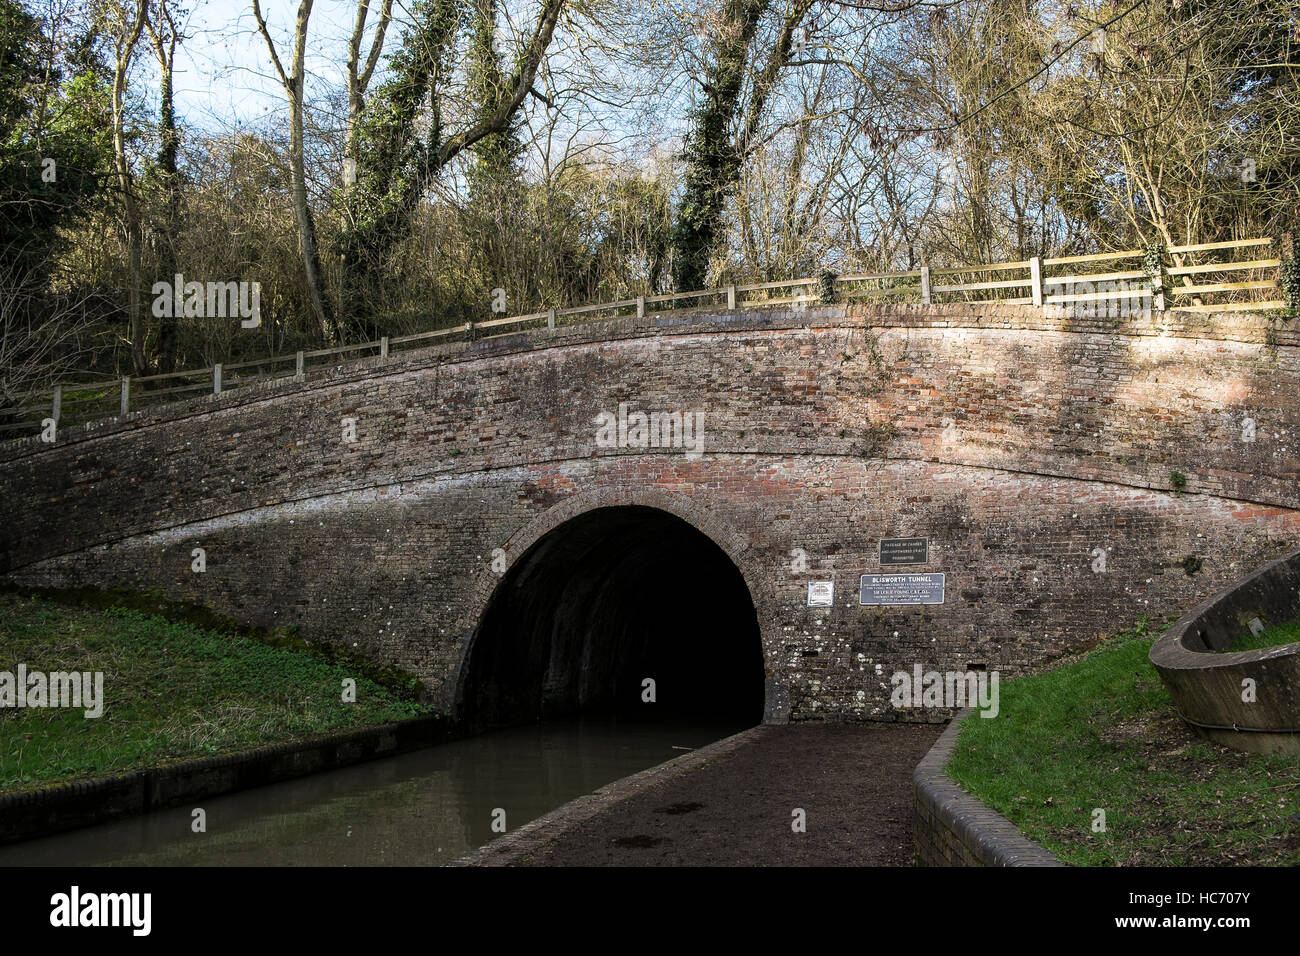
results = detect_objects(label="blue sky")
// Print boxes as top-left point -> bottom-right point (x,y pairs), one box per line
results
165,0 -> 383,130
153,0 -> 680,171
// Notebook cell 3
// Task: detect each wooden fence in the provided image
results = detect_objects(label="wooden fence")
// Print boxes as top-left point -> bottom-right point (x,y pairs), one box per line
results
2,236 -> 1288,440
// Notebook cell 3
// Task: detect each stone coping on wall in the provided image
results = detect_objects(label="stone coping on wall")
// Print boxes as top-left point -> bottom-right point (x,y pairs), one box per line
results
0,713 -> 456,846
913,709 -> 1065,867
4,301 -> 1294,462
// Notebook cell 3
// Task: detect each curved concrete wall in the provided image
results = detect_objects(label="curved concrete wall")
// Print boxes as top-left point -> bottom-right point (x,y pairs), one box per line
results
1150,548 -> 1300,754
3,303 -> 1299,722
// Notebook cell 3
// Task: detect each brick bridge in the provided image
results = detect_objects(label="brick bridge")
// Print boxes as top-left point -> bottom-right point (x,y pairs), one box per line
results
3,302 -> 1299,727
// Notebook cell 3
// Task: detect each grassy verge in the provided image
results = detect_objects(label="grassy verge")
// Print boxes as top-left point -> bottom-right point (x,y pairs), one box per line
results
946,619 -> 1299,866
0,592 -> 434,793
1228,618 -> 1300,653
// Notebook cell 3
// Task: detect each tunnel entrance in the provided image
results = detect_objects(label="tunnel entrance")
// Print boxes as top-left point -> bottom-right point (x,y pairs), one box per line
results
458,506 -> 764,731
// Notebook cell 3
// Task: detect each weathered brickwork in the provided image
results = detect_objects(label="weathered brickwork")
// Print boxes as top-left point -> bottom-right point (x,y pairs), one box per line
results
2,303 -> 1298,721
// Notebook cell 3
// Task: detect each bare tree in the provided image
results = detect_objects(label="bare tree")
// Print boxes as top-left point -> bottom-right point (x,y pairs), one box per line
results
338,0 -> 567,334
344,0 -> 393,191
146,0 -> 185,373
0,257 -> 97,419
107,0 -> 149,375
252,0 -> 335,341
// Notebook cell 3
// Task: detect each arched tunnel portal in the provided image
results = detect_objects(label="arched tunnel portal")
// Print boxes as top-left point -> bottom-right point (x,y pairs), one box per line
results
457,506 -> 765,730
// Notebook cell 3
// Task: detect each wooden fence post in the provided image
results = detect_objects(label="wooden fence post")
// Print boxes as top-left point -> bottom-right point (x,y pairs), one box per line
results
295,351 -> 304,377
547,309 -> 556,331
1029,256 -> 1043,307
379,337 -> 389,359
726,285 -> 736,310
51,385 -> 61,424
1142,242 -> 1167,312
921,266 -> 932,305
213,364 -> 222,395
1282,231 -> 1298,312
120,377 -> 130,415
636,296 -> 645,318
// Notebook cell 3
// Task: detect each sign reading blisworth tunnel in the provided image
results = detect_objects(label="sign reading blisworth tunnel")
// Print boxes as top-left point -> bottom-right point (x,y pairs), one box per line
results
859,573 -> 946,606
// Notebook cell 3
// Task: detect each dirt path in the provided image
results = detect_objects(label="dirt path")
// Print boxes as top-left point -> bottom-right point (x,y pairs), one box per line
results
512,722 -> 944,866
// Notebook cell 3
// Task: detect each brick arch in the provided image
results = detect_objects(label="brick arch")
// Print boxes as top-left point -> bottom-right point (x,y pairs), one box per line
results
446,485 -> 780,721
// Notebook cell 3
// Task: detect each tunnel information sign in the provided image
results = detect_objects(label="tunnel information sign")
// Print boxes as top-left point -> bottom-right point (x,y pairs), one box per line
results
859,573 -> 945,606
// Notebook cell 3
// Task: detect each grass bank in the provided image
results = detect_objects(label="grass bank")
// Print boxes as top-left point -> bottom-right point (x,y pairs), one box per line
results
0,592 -> 434,793
1229,618 -> 1300,653
945,619 -> 1299,866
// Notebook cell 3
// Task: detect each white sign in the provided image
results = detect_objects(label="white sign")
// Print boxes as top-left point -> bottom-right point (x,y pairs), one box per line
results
807,581 -> 834,607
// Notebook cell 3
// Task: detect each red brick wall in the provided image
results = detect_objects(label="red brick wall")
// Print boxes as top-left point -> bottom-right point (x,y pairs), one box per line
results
3,303 -> 1298,720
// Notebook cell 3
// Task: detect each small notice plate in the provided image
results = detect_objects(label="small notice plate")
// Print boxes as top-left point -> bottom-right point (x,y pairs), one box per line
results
880,537 -> 928,566
807,581 -> 834,607
859,573 -> 945,606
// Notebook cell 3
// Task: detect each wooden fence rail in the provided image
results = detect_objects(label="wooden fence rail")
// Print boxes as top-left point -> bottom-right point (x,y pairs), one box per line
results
2,236 -> 1289,441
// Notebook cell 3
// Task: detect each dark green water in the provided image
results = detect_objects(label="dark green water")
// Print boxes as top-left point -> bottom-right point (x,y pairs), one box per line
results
0,717 -> 747,867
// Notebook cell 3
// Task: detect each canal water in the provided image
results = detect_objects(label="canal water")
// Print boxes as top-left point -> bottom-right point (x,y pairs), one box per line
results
0,717 -> 748,867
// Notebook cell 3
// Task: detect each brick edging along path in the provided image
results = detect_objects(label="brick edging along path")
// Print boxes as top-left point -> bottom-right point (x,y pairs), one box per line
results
913,710 -> 1065,867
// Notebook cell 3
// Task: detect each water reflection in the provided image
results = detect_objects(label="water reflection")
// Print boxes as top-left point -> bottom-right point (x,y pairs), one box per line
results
0,717 -> 748,867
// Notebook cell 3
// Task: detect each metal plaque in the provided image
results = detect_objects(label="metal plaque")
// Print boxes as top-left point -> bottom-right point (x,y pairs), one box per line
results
880,537 -> 928,566
859,573 -> 945,606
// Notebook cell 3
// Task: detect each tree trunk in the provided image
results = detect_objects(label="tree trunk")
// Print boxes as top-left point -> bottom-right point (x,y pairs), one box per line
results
337,0 -> 565,336
149,3 -> 181,374
254,0 -> 336,342
112,0 -> 148,377
671,0 -> 811,291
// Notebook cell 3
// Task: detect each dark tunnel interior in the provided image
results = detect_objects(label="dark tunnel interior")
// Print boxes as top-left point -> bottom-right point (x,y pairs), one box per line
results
458,506 -> 765,730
